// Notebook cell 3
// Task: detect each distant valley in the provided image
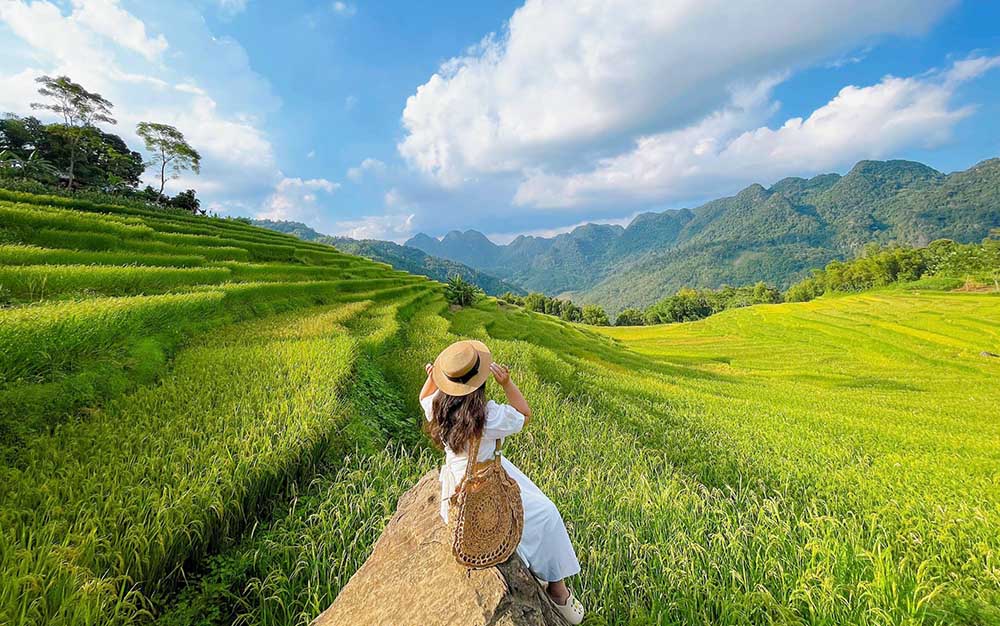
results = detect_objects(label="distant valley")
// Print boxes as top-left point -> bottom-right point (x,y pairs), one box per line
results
405,158 -> 1000,310
253,219 -> 523,296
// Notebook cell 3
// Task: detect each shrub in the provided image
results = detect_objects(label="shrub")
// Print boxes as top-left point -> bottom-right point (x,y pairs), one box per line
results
443,275 -> 483,307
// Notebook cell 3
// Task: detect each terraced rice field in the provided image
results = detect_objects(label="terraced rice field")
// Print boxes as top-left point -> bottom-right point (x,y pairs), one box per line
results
1,190 -> 998,625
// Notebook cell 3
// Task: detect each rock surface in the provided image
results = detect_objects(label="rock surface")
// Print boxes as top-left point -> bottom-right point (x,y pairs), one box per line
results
312,470 -> 567,626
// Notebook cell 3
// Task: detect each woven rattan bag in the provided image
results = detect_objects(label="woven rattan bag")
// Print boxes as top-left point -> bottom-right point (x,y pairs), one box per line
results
449,435 -> 524,569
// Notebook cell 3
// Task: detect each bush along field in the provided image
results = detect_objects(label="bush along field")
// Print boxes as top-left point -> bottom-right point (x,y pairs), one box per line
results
1,189 -> 999,625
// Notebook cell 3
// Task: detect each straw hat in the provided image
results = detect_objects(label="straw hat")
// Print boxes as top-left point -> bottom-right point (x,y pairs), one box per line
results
433,340 -> 492,396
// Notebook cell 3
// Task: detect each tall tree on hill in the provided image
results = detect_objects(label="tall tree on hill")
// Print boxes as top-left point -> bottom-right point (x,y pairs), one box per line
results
136,122 -> 201,203
30,75 -> 116,189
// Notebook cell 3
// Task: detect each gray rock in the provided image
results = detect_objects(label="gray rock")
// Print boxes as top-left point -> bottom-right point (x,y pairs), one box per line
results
312,470 -> 567,626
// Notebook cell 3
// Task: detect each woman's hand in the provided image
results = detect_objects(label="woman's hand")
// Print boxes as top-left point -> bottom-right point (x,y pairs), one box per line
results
419,362 -> 437,401
490,362 -> 511,386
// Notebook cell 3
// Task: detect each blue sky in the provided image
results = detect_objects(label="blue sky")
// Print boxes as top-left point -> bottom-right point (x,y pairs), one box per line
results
2,1 -> 999,243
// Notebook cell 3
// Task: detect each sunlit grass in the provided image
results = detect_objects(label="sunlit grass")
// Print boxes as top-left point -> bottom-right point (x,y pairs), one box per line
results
1,190 -> 997,626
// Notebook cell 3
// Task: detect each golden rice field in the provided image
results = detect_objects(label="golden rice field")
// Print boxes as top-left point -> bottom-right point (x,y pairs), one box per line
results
0,190 -> 997,625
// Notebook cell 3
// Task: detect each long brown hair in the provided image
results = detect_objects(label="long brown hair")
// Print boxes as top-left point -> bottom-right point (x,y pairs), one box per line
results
429,385 -> 487,452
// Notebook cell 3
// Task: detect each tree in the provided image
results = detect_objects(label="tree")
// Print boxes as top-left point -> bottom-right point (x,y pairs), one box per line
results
614,308 -> 644,326
581,304 -> 610,326
560,301 -> 582,322
985,229 -> 1000,291
136,122 -> 201,202
444,275 -> 483,307
524,292 -> 546,313
0,114 -> 46,156
169,189 -> 201,213
31,76 -> 116,189
0,149 -> 58,183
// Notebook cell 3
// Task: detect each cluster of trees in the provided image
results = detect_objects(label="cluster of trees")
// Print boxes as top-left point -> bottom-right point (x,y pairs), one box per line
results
0,75 -> 202,212
623,282 -> 782,326
499,292 -> 611,325
786,237 -> 1000,302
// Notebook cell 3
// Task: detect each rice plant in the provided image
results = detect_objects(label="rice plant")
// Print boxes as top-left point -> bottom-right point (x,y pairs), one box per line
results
2,189 -> 997,626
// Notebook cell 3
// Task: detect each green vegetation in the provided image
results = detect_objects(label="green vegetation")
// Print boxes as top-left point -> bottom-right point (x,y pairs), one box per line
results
443,274 -> 483,306
1,189 -> 998,626
135,122 -> 201,203
501,291 -> 609,325
2,74 -> 203,209
444,291 -> 1000,625
787,237 -> 1000,302
641,282 -> 782,325
404,159 -> 1000,311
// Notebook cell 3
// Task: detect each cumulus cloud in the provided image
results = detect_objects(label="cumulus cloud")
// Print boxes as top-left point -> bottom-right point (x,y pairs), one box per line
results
70,0 -> 168,61
333,213 -> 416,242
346,157 -> 386,181
256,177 -> 340,223
399,0 -> 954,188
513,58 -> 997,208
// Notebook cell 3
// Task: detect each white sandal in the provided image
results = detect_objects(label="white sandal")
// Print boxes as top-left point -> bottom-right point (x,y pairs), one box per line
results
549,588 -> 585,625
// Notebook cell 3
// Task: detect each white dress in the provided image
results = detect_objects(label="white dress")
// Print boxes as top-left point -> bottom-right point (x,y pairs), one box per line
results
421,390 -> 581,582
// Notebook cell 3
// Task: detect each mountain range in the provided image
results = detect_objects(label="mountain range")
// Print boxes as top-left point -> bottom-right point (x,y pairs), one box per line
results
405,158 -> 1000,311
252,219 -> 523,296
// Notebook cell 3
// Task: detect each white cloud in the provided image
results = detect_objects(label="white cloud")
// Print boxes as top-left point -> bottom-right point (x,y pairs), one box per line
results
346,157 -> 386,181
216,0 -> 248,16
70,0 -> 168,62
383,187 -> 403,207
331,2 -> 356,17
486,213 -> 639,245
256,177 -> 340,223
333,213 -> 416,242
399,0 -> 955,188
514,58 -> 997,208
344,94 -> 358,111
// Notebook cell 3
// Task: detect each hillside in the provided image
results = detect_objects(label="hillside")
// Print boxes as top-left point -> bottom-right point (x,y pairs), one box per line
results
405,158 -> 1000,309
1,189 -> 998,626
254,219 -> 521,296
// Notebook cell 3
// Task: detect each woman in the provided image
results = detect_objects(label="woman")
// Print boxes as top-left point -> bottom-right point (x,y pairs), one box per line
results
419,339 -> 586,624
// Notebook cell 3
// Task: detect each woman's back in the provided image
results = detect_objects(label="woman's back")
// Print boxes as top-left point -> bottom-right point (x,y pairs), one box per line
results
420,391 -> 526,465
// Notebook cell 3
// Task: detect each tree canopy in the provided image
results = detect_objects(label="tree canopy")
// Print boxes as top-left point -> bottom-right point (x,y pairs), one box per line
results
136,122 -> 201,201
30,75 -> 116,189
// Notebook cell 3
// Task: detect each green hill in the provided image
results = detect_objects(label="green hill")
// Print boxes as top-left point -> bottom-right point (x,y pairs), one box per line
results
405,158 -> 1000,310
1,189 -> 998,625
253,218 -> 522,296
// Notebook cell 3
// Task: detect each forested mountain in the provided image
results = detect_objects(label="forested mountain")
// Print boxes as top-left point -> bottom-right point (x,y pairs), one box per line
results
405,158 -> 1000,310
253,219 -> 522,296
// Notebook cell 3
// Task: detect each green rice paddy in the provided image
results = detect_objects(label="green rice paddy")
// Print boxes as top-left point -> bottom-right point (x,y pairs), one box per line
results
1,191 -> 997,625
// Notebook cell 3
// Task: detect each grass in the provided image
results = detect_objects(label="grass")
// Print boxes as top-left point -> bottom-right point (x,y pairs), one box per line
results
0,244 -> 205,268
1,189 -> 997,625
1,302 -> 371,625
459,292 -> 1000,624
0,264 -> 232,300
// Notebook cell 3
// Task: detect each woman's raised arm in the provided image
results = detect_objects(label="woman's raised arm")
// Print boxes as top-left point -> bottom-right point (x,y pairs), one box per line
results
490,363 -> 532,426
419,362 -> 438,401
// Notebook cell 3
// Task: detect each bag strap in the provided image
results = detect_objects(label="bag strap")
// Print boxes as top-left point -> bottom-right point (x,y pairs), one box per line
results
462,434 -> 482,484
455,435 -> 503,496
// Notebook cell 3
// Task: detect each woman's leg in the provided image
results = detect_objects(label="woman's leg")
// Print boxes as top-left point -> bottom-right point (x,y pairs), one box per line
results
546,579 -> 570,605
